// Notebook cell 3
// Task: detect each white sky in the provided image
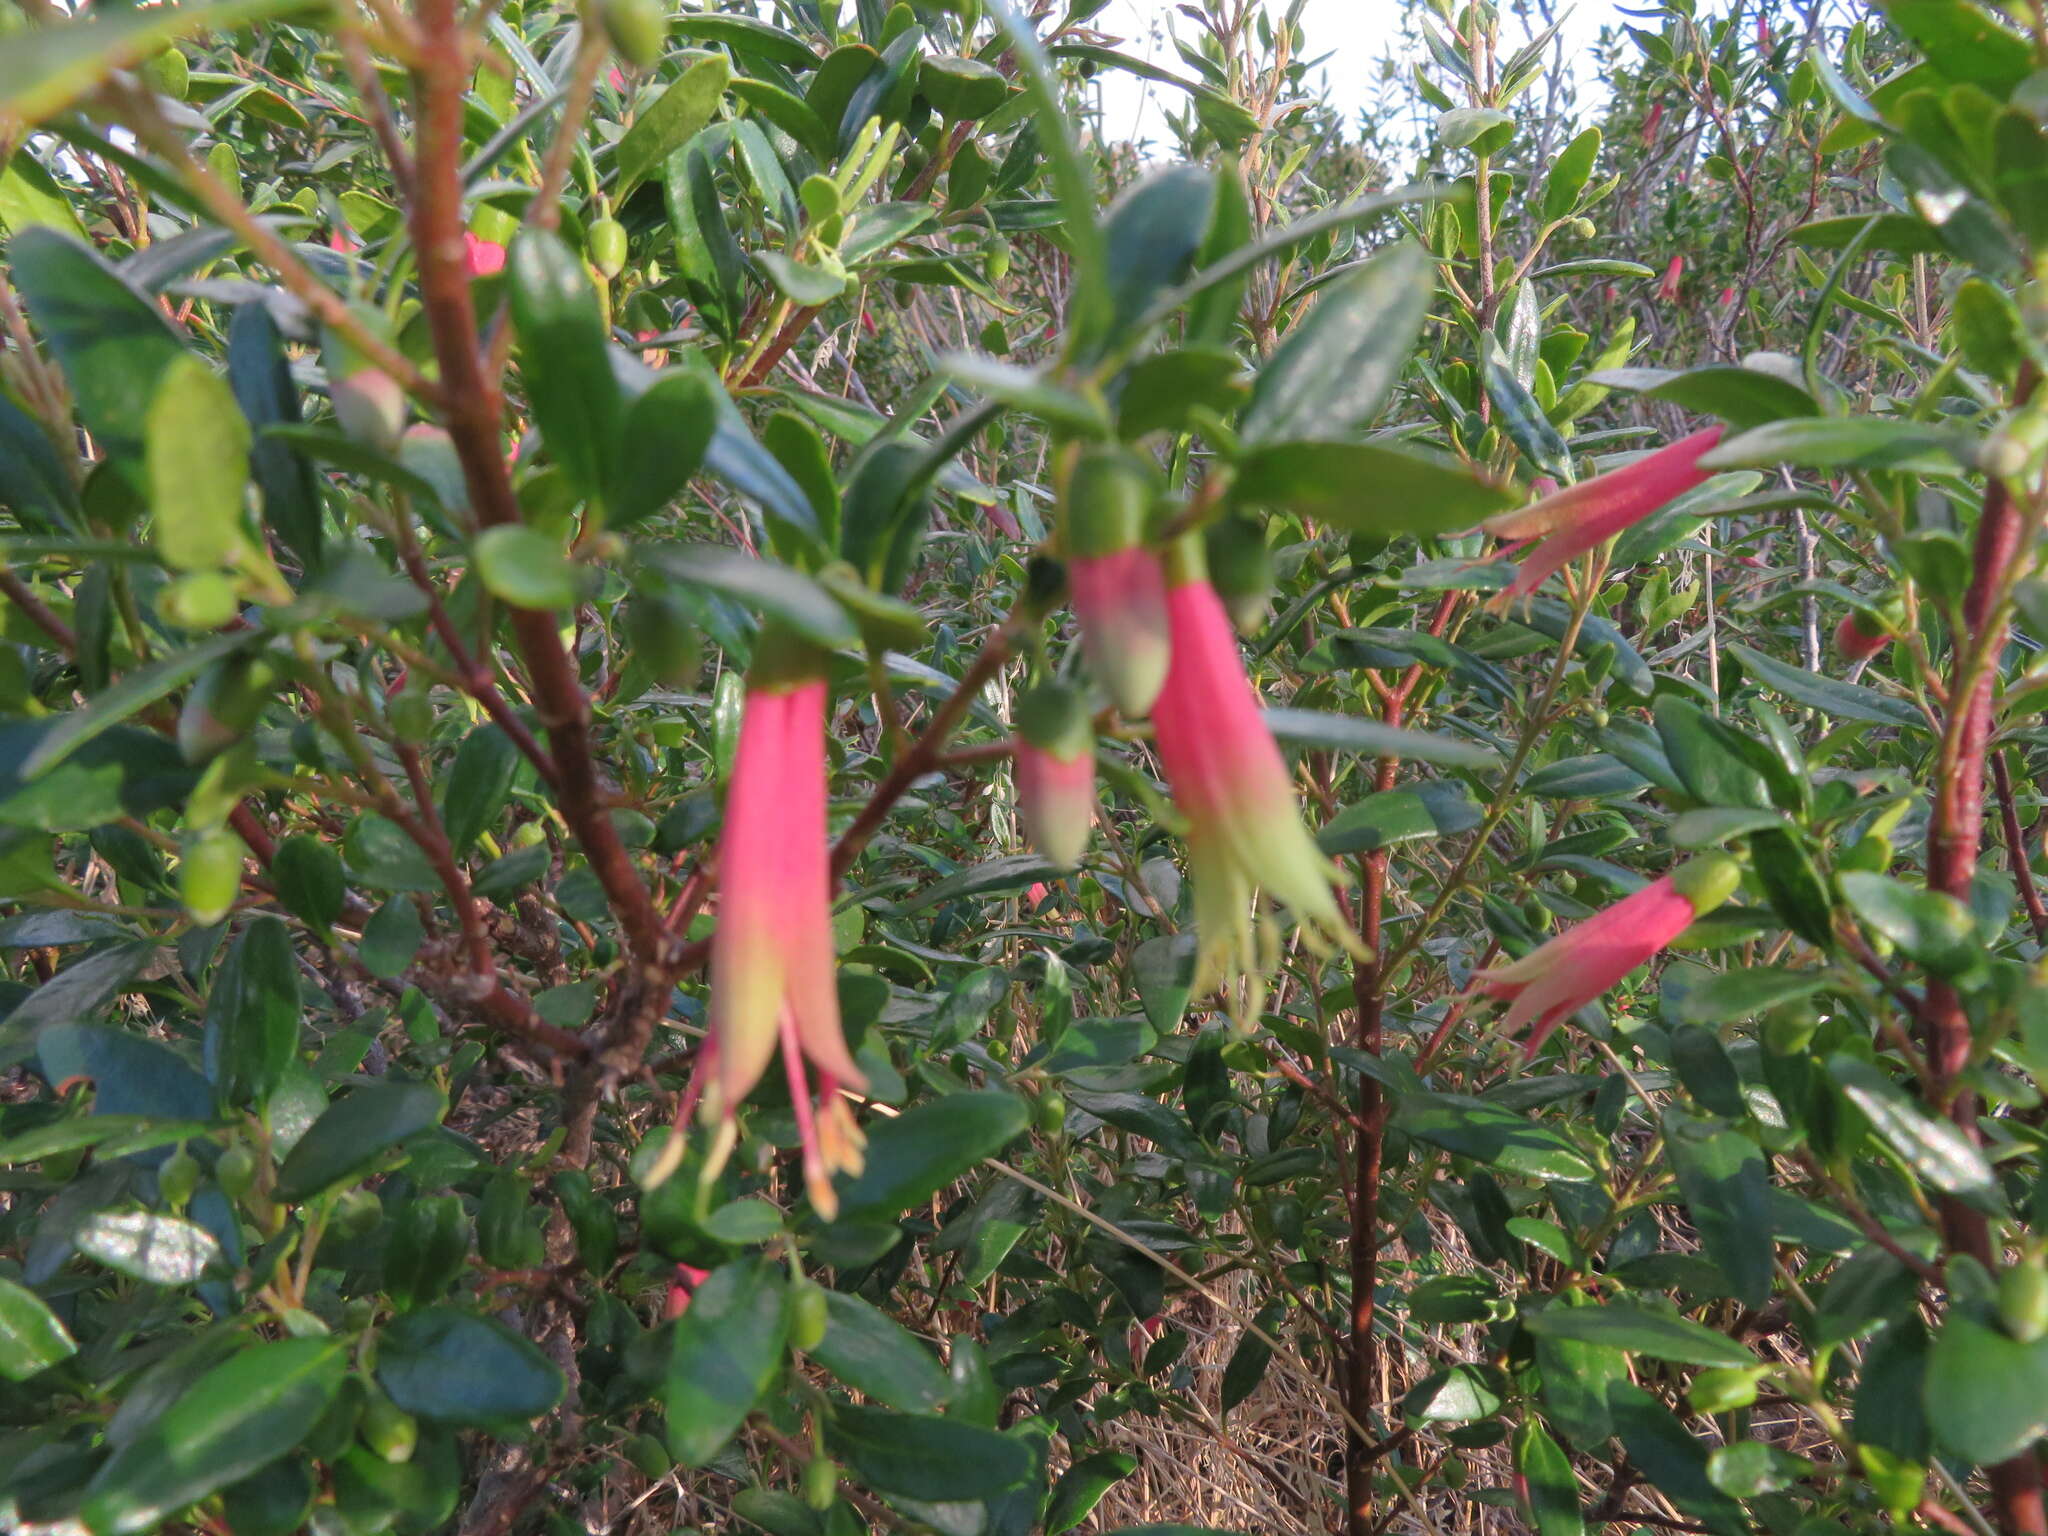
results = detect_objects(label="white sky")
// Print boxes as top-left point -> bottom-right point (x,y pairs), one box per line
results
1090,0 -> 1622,148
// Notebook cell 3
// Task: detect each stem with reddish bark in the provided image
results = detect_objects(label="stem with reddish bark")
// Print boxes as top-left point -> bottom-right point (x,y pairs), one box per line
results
1921,394 -> 2046,1535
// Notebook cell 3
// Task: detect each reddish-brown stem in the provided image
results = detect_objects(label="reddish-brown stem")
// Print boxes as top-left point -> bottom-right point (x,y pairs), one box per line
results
406,0 -> 664,975
1993,748 -> 2047,942
1920,383 -> 2046,1535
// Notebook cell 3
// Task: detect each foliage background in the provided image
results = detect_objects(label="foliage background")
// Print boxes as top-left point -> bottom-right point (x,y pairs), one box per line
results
1,1 -> 2046,1535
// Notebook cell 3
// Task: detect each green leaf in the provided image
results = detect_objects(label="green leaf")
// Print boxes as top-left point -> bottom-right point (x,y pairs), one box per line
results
940,354 -> 1111,435
613,54 -> 731,196
1241,243 -> 1432,444
919,53 -> 1010,119
665,129 -> 749,339
146,355 -> 252,572
1522,1303 -> 1756,1368
1515,1421 -> 1585,1536
1827,1054 -> 2002,1210
1726,643 -> 1925,729
376,1306 -> 566,1426
8,229 -> 188,476
1923,1312 -> 2048,1465
227,303 -> 323,572
1702,416 -> 1968,473
75,1209 -> 222,1284
20,632 -> 250,780
1233,439 -> 1519,534
664,1257 -> 788,1465
671,11 -> 816,68
1046,1450 -> 1138,1535
0,938 -> 159,1068
832,1090 -> 1028,1218
637,543 -> 858,649
274,1080 -> 444,1201
202,915 -> 301,1109
1403,1361 -> 1504,1422
1590,363 -> 1819,429
827,1404 -> 1034,1500
0,147 -> 87,240
809,1289 -> 952,1412
1837,873 -> 1982,980
439,727 -> 521,859
81,1339 -> 344,1536
474,525 -> 580,611
1265,708 -> 1498,769
1318,782 -> 1482,856
1133,933 -> 1197,1034
1395,1093 -> 1596,1180
1665,1115 -> 1773,1307
1542,127 -> 1602,221
894,852 -> 1064,914
507,230 -> 622,509
0,0 -> 327,126
1607,1383 -> 1747,1532
0,1273 -> 77,1379
1438,106 -> 1514,149
1667,967 -> 1826,1026
1221,1306 -> 1279,1414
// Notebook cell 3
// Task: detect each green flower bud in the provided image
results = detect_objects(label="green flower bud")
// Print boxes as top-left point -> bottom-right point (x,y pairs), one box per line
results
360,1390 -> 419,1465
180,828 -> 248,925
599,0 -> 667,69
789,1279 -> 829,1352
1669,851 -> 1742,914
588,216 -> 629,280
158,1144 -> 201,1211
1999,1256 -> 2048,1344
216,1140 -> 259,1202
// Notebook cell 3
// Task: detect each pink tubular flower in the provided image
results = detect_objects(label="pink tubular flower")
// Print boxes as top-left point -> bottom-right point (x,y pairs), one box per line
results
1012,681 -> 1096,869
1150,544 -> 1358,1009
1658,254 -> 1684,302
1069,547 -> 1170,717
463,232 -> 506,277
1469,854 -> 1742,1058
698,654 -> 866,1218
1834,610 -> 1890,663
1063,447 -> 1170,717
1478,426 -> 1725,603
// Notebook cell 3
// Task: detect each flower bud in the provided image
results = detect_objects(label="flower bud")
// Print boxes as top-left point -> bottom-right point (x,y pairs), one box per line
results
157,1143 -> 201,1211
180,828 -> 247,925
1012,681 -> 1095,869
790,1279 -> 829,1352
1668,851 -> 1742,914
588,216 -> 629,280
329,367 -> 406,453
216,1140 -> 259,1201
1833,610 -> 1890,663
1061,447 -> 1169,717
2000,1256 -> 2048,1343
599,0 -> 667,68
1688,1365 -> 1765,1414
360,1390 -> 419,1465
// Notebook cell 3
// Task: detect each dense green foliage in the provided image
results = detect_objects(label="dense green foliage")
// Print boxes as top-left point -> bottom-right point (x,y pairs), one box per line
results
1,1 -> 2047,1534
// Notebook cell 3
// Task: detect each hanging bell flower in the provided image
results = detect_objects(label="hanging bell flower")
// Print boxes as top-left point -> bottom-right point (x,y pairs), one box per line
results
1012,680 -> 1096,870
1061,445 -> 1170,719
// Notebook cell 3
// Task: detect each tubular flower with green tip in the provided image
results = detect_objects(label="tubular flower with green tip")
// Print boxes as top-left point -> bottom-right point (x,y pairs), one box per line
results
698,634 -> 866,1218
1468,853 -> 1743,1058
1150,539 -> 1361,1012
1012,681 -> 1096,870
1479,426 -> 1724,603
1062,445 -> 1170,717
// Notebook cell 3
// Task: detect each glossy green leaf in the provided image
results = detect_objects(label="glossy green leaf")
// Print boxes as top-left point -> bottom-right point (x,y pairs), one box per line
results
809,1289 -> 952,1412
1521,1303 -> 1756,1367
1828,1054 -> 2002,1209
613,54 -> 730,196
1515,1421 -> 1585,1536
0,1273 -> 77,1379
474,525 -> 580,611
663,1257 -> 788,1465
827,1403 -> 1034,1500
1395,1093 -> 1596,1181
274,1080 -> 444,1200
1233,438 -> 1519,534
81,1339 -> 344,1535
1923,1312 -> 2048,1464
202,915 -> 301,1109
832,1090 -> 1028,1218
508,230 -> 622,508
1240,243 -> 1431,444
376,1306 -> 566,1426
